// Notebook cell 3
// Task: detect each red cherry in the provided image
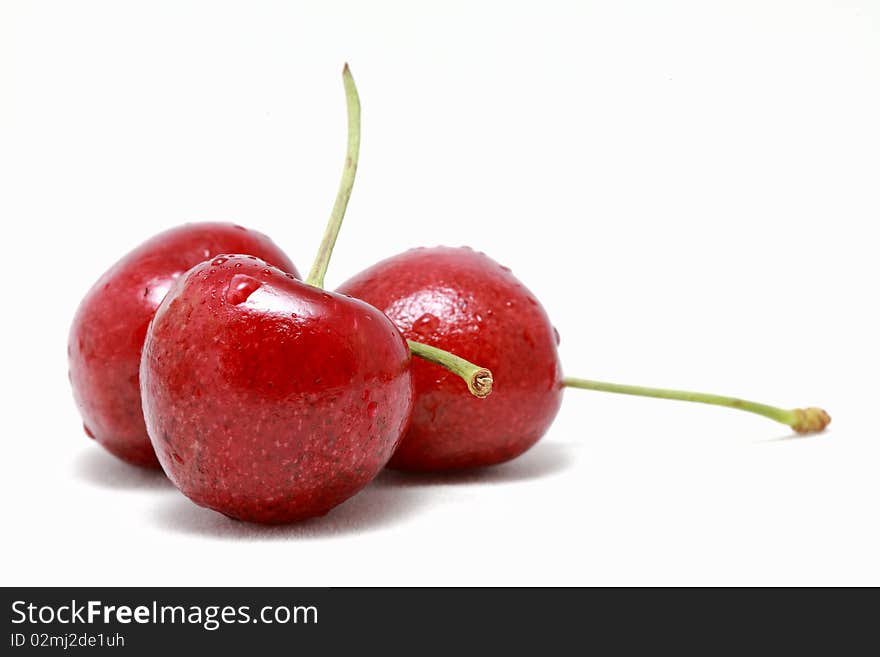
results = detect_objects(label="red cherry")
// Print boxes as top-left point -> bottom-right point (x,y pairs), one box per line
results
338,246 -> 564,471
140,255 -> 414,523
68,222 -> 297,468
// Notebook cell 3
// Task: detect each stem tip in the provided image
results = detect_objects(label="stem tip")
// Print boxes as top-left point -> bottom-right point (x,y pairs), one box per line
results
791,407 -> 831,434
468,369 -> 494,398
407,340 -> 493,399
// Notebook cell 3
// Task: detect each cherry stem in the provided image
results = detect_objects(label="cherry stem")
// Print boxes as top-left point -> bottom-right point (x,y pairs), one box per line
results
305,63 -> 361,289
408,340 -> 494,398
562,377 -> 830,434
301,65 -> 490,398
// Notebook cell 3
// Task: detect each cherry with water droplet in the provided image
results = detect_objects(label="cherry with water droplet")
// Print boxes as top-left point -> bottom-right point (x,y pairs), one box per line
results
339,247 -> 562,470
141,254 -> 415,522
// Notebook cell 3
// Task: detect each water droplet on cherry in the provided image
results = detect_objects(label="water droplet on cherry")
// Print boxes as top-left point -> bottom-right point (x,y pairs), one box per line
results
413,313 -> 440,335
225,275 -> 262,305
211,257 -> 227,266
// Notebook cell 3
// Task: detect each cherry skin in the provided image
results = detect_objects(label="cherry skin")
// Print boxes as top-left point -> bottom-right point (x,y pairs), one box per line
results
140,255 -> 414,523
68,222 -> 297,468
337,246 -> 564,471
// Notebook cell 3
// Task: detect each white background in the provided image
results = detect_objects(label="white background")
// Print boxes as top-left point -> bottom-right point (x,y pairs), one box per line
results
2,1 -> 878,586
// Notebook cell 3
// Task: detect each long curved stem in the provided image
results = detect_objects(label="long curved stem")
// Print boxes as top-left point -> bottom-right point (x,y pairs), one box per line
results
305,63 -> 361,289
301,65 -> 490,399
408,340 -> 493,398
563,377 -> 830,434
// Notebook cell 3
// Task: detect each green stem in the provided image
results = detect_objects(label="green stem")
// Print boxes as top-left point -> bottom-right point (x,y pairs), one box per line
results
305,63 -> 361,289
562,377 -> 830,434
408,340 -> 493,398
299,66 -> 489,400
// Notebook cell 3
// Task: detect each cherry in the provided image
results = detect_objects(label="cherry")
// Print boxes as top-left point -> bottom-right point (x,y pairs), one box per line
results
68,222 -> 297,468
338,246 -> 831,471
140,254 -> 415,522
139,66 -> 492,522
338,247 -> 562,470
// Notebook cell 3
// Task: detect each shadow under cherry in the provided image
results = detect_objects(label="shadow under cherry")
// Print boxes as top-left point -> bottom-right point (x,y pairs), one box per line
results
373,439 -> 577,488
147,440 -> 576,540
74,448 -> 173,492
152,477 -> 430,540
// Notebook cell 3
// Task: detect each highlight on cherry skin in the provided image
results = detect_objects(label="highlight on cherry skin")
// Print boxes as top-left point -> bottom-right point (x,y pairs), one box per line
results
339,245 -> 831,472
68,222 -> 299,468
